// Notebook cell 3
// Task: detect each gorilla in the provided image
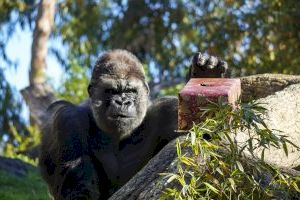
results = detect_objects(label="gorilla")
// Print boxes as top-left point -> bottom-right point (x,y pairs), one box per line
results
39,50 -> 227,199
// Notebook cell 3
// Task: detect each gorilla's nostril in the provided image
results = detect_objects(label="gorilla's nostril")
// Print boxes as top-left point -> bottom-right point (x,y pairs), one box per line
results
114,98 -> 132,106
115,99 -> 123,106
124,100 -> 132,106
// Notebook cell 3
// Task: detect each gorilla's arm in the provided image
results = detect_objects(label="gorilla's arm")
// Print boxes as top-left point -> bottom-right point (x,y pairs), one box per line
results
146,96 -> 180,155
39,101 -> 100,200
147,53 -> 228,154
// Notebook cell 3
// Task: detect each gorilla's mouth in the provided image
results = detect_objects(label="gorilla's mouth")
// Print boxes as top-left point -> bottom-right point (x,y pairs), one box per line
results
109,113 -> 135,119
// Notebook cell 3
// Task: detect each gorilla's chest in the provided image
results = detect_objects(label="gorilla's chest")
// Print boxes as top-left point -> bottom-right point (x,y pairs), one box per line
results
116,145 -> 152,182
92,137 -> 153,185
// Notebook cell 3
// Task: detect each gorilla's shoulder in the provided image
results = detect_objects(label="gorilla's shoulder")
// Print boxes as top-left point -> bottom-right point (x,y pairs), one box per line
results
47,100 -> 74,113
147,96 -> 178,119
46,100 -> 91,130
145,96 -> 178,139
149,96 -> 178,110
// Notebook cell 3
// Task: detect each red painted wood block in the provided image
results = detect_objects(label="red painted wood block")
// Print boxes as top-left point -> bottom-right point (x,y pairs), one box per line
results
178,78 -> 241,130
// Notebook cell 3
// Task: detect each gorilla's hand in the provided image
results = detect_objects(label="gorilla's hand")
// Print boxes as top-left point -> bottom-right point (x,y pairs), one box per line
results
187,52 -> 228,80
192,52 -> 228,72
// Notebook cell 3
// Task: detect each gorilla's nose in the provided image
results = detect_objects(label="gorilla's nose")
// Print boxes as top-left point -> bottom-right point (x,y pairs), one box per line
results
114,98 -> 123,106
114,98 -> 132,107
123,99 -> 132,106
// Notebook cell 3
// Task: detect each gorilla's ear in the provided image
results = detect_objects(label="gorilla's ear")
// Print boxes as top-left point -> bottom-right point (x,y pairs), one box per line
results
88,84 -> 93,97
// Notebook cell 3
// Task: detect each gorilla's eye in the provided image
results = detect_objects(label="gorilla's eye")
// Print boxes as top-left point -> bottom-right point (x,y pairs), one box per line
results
104,88 -> 118,95
126,88 -> 137,94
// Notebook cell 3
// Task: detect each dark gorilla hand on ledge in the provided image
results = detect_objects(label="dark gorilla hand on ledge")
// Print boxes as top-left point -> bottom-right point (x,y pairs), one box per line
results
186,52 -> 228,80
39,49 -> 227,200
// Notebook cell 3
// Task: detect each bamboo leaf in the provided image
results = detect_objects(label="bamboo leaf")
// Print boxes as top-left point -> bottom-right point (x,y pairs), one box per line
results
203,182 -> 219,194
261,148 -> 265,161
283,142 -> 288,157
236,161 -> 244,172
176,139 -> 181,157
228,178 -> 237,192
166,174 -> 179,183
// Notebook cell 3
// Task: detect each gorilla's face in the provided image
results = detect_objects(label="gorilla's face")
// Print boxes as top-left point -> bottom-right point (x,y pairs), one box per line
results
89,76 -> 149,140
88,50 -> 149,140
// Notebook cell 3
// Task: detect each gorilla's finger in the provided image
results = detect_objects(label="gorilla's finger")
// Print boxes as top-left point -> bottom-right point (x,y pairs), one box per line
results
206,56 -> 218,69
192,52 -> 200,66
192,52 -> 209,71
217,60 -> 228,73
198,53 -> 207,66
192,52 -> 204,67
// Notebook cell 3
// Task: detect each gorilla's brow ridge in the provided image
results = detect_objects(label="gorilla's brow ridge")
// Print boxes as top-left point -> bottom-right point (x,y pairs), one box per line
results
91,61 -> 146,86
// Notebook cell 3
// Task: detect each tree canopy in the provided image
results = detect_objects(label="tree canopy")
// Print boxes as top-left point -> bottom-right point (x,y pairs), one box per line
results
52,0 -> 300,80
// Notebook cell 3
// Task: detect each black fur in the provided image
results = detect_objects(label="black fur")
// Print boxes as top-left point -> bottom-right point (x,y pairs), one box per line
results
186,52 -> 228,80
40,50 -> 179,199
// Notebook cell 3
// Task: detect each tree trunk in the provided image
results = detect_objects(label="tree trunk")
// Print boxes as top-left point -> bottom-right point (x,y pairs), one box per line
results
29,0 -> 56,85
21,0 -> 56,127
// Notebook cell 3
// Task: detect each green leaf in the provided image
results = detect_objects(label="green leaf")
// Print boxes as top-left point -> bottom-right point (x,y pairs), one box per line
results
285,138 -> 300,150
176,139 -> 181,157
282,142 -> 288,157
166,174 -> 179,184
203,182 -> 219,194
228,178 -> 237,193
180,156 -> 197,167
261,148 -> 265,161
236,161 -> 244,172
190,131 -> 196,146
216,167 -> 224,176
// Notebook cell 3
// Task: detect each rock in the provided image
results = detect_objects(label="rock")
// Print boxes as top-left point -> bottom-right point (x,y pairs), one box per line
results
237,83 -> 300,169
0,156 -> 36,177
240,73 -> 300,102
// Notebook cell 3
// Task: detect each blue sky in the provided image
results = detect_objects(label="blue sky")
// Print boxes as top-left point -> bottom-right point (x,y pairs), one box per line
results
3,25 -> 63,121
4,25 -> 63,90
